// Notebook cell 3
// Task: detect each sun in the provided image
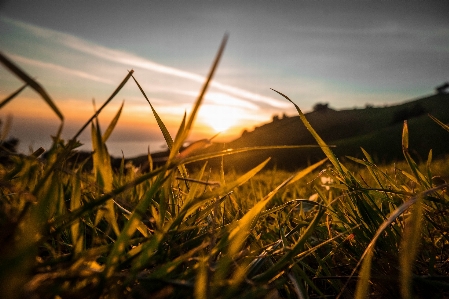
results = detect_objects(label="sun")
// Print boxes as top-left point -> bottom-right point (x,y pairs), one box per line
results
200,104 -> 240,133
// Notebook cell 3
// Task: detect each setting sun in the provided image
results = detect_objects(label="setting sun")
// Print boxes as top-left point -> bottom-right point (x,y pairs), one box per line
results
199,104 -> 243,133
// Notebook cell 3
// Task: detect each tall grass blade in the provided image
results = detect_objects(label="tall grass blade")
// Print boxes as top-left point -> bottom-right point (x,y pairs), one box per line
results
354,249 -> 374,299
70,172 -> 84,256
340,184 -> 448,299
0,52 -> 63,121
102,101 -> 124,142
195,256 -> 209,299
402,121 -> 430,188
0,83 -> 28,109
72,70 -> 133,140
271,88 -> 345,176
227,174 -> 294,257
174,158 -> 271,230
429,113 -> 449,133
132,75 -> 174,149
400,194 -> 423,299
91,118 -> 120,236
289,158 -> 327,185
104,172 -> 169,278
252,206 -> 325,281
173,34 -> 228,156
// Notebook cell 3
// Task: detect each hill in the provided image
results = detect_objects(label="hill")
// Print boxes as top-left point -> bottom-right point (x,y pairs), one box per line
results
192,92 -> 449,171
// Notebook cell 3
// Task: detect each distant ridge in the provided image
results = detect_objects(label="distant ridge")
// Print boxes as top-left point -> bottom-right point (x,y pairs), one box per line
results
193,92 -> 449,171
125,92 -> 449,171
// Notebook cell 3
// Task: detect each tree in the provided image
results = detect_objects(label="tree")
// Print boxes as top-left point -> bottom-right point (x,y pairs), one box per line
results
313,102 -> 329,112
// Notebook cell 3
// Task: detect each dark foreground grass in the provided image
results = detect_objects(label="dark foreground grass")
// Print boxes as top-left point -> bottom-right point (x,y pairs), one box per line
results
1,41 -> 449,298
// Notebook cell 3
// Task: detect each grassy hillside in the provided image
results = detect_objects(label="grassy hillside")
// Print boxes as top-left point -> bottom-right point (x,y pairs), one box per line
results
198,93 -> 449,171
2,48 -> 449,299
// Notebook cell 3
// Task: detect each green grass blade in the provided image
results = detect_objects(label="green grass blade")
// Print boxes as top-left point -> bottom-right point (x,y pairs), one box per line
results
51,165 -> 168,232
185,34 -> 228,133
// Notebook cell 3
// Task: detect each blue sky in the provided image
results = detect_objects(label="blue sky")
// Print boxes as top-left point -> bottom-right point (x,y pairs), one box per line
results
0,0 -> 448,157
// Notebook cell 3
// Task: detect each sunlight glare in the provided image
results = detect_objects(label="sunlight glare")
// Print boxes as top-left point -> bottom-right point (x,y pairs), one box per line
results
199,104 -> 243,133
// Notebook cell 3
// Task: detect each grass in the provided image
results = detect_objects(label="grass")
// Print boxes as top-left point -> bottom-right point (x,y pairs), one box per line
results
1,40 -> 449,298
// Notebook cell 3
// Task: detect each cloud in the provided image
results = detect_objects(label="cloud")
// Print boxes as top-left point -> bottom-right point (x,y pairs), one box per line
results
1,16 -> 290,109
61,35 -> 290,108
3,52 -> 116,85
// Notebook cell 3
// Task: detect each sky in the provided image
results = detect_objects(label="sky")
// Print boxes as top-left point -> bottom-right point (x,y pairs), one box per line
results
0,0 -> 448,157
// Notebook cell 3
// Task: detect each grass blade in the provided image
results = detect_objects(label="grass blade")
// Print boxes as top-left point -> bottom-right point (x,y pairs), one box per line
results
0,83 -> 28,109
132,75 -> 174,149
173,34 -> 228,156
429,113 -> 449,133
400,194 -> 423,299
340,184 -> 448,299
72,70 -> 133,140
271,88 -> 345,176
102,101 -> 124,142
0,52 -> 63,121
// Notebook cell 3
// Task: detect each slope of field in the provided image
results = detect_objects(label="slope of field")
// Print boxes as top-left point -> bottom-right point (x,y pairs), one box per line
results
199,92 -> 449,171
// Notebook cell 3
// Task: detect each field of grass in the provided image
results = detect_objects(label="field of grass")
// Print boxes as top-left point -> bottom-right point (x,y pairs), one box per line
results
1,39 -> 449,299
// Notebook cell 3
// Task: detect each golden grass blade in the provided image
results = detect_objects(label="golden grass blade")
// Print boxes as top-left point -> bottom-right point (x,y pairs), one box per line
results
132,75 -> 174,149
0,52 -> 64,121
0,114 -> 13,141
102,101 -> 124,142
91,121 -> 120,236
72,70 -> 133,140
0,83 -> 28,109
104,172 -> 170,278
195,256 -> 209,299
288,158 -> 327,185
177,158 -> 271,228
185,33 -> 228,133
429,113 -> 449,133
173,34 -> 228,156
271,88 -> 345,176
402,121 -> 430,188
227,174 -> 295,256
402,120 -> 409,150
180,145 -> 330,165
70,173 -> 84,257
354,249 -> 374,299
400,194 -> 423,299
132,75 -> 192,187
252,206 -> 325,281
338,184 -> 448,299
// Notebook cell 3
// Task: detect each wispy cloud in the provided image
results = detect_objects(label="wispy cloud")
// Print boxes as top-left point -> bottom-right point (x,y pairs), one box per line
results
2,16 -> 290,109
62,33 -> 290,108
3,52 -> 116,85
